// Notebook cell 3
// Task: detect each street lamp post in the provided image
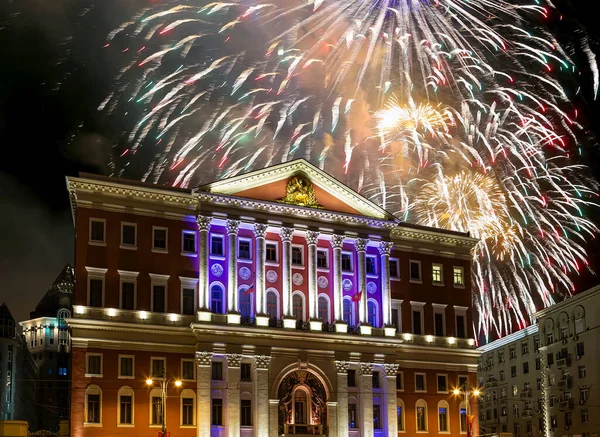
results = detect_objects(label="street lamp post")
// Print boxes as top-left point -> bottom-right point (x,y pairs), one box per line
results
146,371 -> 182,437
454,384 -> 480,437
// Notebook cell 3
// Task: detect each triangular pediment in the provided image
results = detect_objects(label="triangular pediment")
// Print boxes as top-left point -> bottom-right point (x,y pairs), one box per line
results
196,159 -> 393,220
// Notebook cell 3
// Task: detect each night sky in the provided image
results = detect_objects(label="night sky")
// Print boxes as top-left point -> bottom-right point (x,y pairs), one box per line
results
1,0 -> 599,324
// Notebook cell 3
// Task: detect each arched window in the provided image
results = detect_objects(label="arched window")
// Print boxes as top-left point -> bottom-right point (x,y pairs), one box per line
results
367,299 -> 378,327
573,305 -> 585,334
266,289 -> 279,320
438,400 -> 450,432
318,295 -> 330,324
85,384 -> 102,425
239,286 -> 252,320
459,401 -> 467,433
348,396 -> 358,429
397,398 -> 405,431
181,389 -> 195,426
117,386 -> 134,425
416,399 -> 428,431
343,297 -> 354,327
149,388 -> 163,426
210,284 -> 224,314
293,293 -> 304,321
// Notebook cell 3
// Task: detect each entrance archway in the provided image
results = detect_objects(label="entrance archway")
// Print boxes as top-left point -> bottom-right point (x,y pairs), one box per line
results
277,370 -> 327,435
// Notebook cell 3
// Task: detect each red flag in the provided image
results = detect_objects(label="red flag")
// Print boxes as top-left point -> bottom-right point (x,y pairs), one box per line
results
243,284 -> 255,296
352,291 -> 362,302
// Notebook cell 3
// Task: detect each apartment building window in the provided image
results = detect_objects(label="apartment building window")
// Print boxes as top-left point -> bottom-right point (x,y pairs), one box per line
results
292,247 -> 304,266
513,404 -> 519,417
152,285 -> 166,313
366,256 -> 376,275
182,287 -> 195,316
453,266 -> 464,286
266,243 -> 277,263
212,362 -> 223,381
151,358 -> 165,379
412,305 -> 424,335
522,342 -> 529,355
534,337 -> 540,352
536,378 -> 542,390
348,403 -> 357,428
373,404 -> 382,429
576,342 -> 585,357
90,219 -> 106,244
182,360 -> 195,381
341,253 -> 352,272
456,314 -> 466,338
182,231 -> 196,253
575,316 -> 585,334
182,397 -> 194,426
415,373 -> 426,392
458,376 -> 468,389
86,390 -> 101,424
86,353 -> 102,377
416,401 -> 428,431
121,281 -> 135,310
523,362 -> 529,374
546,332 -> 554,344
535,358 -> 541,371
510,347 -> 516,359
316,249 -> 328,269
238,239 -> 251,260
152,227 -> 167,251
241,363 -> 252,382
119,356 -> 134,378
121,223 -> 136,247
150,394 -> 162,425
498,350 -> 505,363
434,311 -> 445,337
409,260 -> 422,282
347,369 -> 356,387
318,297 -> 329,324
561,325 -> 568,340
118,389 -> 133,425
211,235 -> 224,256
547,353 -> 554,366
432,264 -> 443,284
580,388 -> 589,403
581,409 -> 589,424
241,400 -> 252,426
437,374 -> 448,393
396,371 -> 404,390
211,284 -> 224,314
578,365 -> 586,378
89,278 -> 104,308
389,258 -> 400,278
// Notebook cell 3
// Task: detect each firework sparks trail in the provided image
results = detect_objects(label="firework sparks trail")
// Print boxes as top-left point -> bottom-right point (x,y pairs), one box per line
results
101,0 -> 598,340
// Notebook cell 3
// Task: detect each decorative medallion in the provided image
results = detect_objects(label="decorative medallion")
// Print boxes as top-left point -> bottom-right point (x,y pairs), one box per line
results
279,175 -> 321,208
342,278 -> 353,292
292,273 -> 304,286
318,276 -> 328,289
240,267 -> 251,280
266,270 -> 278,283
367,281 -> 377,294
211,264 -> 223,277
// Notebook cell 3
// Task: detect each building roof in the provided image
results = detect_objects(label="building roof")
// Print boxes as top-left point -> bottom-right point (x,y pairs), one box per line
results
0,302 -> 16,339
29,264 -> 74,319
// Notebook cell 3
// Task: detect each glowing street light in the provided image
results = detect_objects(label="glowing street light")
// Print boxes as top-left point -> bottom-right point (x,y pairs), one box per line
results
453,382 -> 481,437
145,370 -> 183,437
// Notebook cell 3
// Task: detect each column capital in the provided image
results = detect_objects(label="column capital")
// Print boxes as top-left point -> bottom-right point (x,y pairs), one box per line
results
358,362 -> 374,376
254,355 -> 271,370
280,227 -> 295,242
195,351 -> 213,367
226,219 -> 241,235
253,223 -> 268,238
378,241 -> 393,256
355,238 -> 369,252
335,360 -> 350,374
331,234 -> 345,249
226,353 -> 242,368
305,231 -> 320,245
382,363 -> 399,377
196,215 -> 212,231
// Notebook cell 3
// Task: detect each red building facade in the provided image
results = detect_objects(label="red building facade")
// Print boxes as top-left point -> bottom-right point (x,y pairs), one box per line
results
67,159 -> 480,437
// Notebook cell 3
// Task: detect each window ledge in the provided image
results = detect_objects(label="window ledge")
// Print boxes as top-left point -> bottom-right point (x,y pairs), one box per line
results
117,424 -> 134,428
265,262 -> 280,267
292,265 -> 305,270
366,274 -> 378,279
433,282 -> 445,287
210,255 -> 226,261
317,268 -> 330,273
181,251 -> 198,257
88,241 -> 106,247
415,390 -> 427,393
85,374 -> 103,378
390,277 -> 401,281
416,431 -> 429,434
151,248 -> 168,254
342,271 -> 354,275
453,284 -> 466,289
237,258 -> 252,264
118,375 -> 134,379
409,279 -> 423,284
83,423 -> 102,427
119,244 -> 137,250
181,378 -> 196,383
180,425 -> 197,429
149,425 -> 163,428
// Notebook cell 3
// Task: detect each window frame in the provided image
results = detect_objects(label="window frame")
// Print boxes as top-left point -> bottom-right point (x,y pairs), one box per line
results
453,266 -> 465,288
291,244 -> 305,268
120,222 -> 137,249
211,398 -> 223,426
436,374 -> 449,394
149,273 -> 169,313
118,270 -> 139,311
367,298 -> 379,327
180,277 -> 199,316
118,355 -> 135,380
181,358 -> 196,382
151,226 -> 169,253
438,400 -> 450,433
150,357 -> 166,380
210,282 -> 225,314
415,372 -> 427,393
432,263 -> 444,285
237,237 -> 252,262
389,257 -> 400,280
396,370 -> 404,391
84,384 -> 103,426
316,248 -> 329,271
454,306 -> 468,338
415,399 -> 428,432
266,288 -> 280,320
265,240 -> 279,265
240,398 -> 252,427
409,260 -> 422,283
292,291 -> 306,322
365,254 -> 378,276
86,267 -> 107,308
397,399 -> 405,431
180,389 -> 196,427
432,304 -> 447,337
89,218 -> 106,246
341,251 -> 354,273
149,388 -> 164,427
391,299 -> 403,333
210,233 -> 225,258
317,293 -> 331,324
411,302 -> 425,335
85,353 -> 103,378
181,230 -> 197,255
117,386 -> 134,427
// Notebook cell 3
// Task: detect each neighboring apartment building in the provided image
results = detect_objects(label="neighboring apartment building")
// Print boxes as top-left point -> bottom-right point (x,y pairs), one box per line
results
477,325 -> 542,437
20,264 -> 74,432
66,159 -> 480,437
537,285 -> 600,437
0,303 -> 37,428
478,285 -> 600,437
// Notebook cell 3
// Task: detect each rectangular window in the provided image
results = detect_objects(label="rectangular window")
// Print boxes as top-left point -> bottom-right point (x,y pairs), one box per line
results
119,395 -> 132,424
87,394 -> 101,423
456,315 -> 466,338
535,358 -> 541,371
87,354 -> 102,376
238,239 -> 251,260
347,369 -> 356,387
121,223 -> 136,247
348,403 -> 357,428
372,371 -> 380,389
511,365 -> 517,378
413,310 -> 422,335
460,408 -> 467,433
182,360 -> 195,381
547,353 -> 554,366
241,400 -> 252,426
317,249 -> 328,269
182,288 -> 195,315
366,256 -> 376,275
439,407 -> 448,432
152,227 -> 167,251
389,258 -> 400,278
523,362 -> 529,374
536,378 -> 542,390
546,332 -> 554,344
119,356 -> 133,378
409,260 -> 421,281
211,235 -> 224,256
341,253 -> 352,272
522,342 -> 529,355
373,404 -> 381,429
415,373 -> 426,392
417,406 -> 427,431
152,285 -> 166,313
581,408 -> 589,424
437,374 -> 448,393
453,266 -> 464,286
212,399 -> 223,426
396,371 -> 404,390
241,363 -> 252,382
151,396 -> 162,425
151,358 -> 165,379
575,317 -> 585,334
292,246 -> 303,266
121,281 -> 135,310
212,362 -> 223,381
432,264 -> 443,284
498,350 -> 505,363
89,279 -> 103,307
182,231 -> 196,253
266,243 -> 277,262
576,342 -> 585,357
90,219 -> 105,243
458,376 -> 468,389
578,365 -> 586,379
434,312 -> 444,337
397,405 -> 404,431
182,398 -> 194,426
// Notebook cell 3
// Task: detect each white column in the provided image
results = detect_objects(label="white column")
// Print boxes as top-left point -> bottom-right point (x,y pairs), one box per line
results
254,224 -> 268,327
269,399 -> 279,437
335,361 -> 349,437
383,363 -> 399,436
226,354 -> 241,437
358,362 -> 374,437
379,241 -> 395,336
355,238 -> 370,334
196,351 -> 212,437
254,355 -> 271,436
281,227 -> 295,328
306,231 -> 321,330
227,219 -> 241,324
197,216 -> 212,322
332,235 -> 347,333
327,402 -> 338,437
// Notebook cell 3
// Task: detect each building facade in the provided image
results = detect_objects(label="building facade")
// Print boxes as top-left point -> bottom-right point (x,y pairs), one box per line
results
66,159 -> 480,437
0,303 -> 37,427
20,264 -> 74,432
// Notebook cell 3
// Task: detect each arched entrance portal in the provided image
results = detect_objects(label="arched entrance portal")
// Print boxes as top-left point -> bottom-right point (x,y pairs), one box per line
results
278,370 -> 327,435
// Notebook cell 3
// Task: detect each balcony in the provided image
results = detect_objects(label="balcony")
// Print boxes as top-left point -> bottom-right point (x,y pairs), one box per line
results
558,377 -> 572,391
557,356 -> 570,369
559,399 -> 573,411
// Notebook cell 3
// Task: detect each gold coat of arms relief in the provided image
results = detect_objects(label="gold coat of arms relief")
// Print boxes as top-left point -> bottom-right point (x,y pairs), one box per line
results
279,175 -> 321,208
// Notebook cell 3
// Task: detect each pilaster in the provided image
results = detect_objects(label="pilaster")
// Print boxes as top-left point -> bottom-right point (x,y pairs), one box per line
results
269,399 -> 279,437
358,361 -> 374,437
383,363 -> 399,436
280,227 -> 295,327
226,220 -> 241,324
331,235 -> 347,333
335,361 -> 350,437
226,354 -> 242,437
379,241 -> 395,336
254,224 -> 269,327
196,351 -> 213,437
254,355 -> 271,436
196,216 -> 212,322
306,230 -> 321,330
355,238 -> 370,334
